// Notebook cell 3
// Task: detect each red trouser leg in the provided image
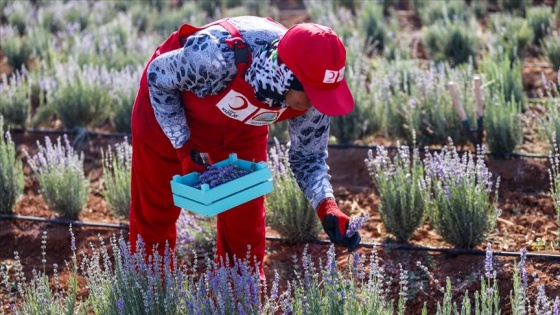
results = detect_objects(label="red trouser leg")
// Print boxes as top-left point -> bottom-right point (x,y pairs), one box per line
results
129,135 -> 182,259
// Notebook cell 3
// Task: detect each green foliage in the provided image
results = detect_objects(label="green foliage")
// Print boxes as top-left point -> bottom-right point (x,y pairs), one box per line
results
417,0 -> 472,27
152,1 -> 206,36
488,13 -> 534,61
424,142 -> 500,249
47,63 -> 113,130
498,0 -> 531,15
543,34 -> 560,71
0,116 -> 24,214
25,135 -> 89,219
365,143 -> 428,242
0,71 -> 31,129
549,136 -> 560,230
423,19 -> 479,67
101,138 -> 132,219
480,56 -> 525,108
265,140 -> 321,244
535,80 -> 560,149
330,36 -> 380,144
358,0 -> 386,52
485,97 -> 523,155
526,6 -> 553,46
480,57 -> 524,155
1,28 -> 33,71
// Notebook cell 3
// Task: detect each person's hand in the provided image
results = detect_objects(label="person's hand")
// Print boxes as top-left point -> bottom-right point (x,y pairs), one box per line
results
176,143 -> 208,175
316,198 -> 361,252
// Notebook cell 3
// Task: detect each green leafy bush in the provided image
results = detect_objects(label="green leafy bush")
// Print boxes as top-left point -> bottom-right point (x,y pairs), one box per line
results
265,139 -> 321,244
498,0 -> 531,15
549,135 -> 560,232
1,28 -> 33,71
417,0 -> 472,26
488,13 -> 534,61
358,0 -> 386,52
0,116 -> 24,214
543,35 -> 560,71
527,6 -> 553,46
423,141 -> 500,249
485,97 -> 523,155
536,78 -> 560,149
423,19 -> 479,67
0,71 -> 31,129
47,62 -> 113,130
101,138 -> 132,219
365,142 -> 428,242
25,135 -> 89,219
480,56 -> 525,108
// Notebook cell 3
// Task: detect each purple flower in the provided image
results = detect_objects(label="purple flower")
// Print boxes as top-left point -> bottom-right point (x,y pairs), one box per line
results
345,213 -> 370,237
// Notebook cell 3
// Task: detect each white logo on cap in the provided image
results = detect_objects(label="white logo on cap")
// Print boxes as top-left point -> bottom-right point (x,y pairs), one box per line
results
323,67 -> 345,84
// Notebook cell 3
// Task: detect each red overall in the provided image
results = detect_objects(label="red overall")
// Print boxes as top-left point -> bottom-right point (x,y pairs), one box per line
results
129,18 -> 304,277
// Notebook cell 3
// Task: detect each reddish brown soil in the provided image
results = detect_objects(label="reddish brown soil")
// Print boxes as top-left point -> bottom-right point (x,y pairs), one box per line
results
1,130 -> 559,314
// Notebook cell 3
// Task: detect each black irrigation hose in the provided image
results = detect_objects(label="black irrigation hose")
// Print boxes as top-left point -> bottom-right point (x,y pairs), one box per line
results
3,214 -> 559,261
266,236 -> 560,261
0,213 -> 129,230
8,127 -> 552,160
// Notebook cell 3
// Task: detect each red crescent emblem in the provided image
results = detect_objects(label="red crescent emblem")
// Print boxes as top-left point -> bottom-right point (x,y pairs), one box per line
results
327,71 -> 336,80
229,96 -> 249,110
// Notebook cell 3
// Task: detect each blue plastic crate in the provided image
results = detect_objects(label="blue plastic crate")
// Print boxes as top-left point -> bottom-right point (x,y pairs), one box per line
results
170,153 -> 273,217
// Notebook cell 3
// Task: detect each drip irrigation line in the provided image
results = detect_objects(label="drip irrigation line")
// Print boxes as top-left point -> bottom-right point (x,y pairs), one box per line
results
327,143 -> 551,160
265,236 -> 560,261
3,214 -> 559,261
7,128 -> 552,160
0,214 -> 129,230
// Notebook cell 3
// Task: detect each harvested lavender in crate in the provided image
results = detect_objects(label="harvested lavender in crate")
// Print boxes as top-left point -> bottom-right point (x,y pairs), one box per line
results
192,164 -> 253,189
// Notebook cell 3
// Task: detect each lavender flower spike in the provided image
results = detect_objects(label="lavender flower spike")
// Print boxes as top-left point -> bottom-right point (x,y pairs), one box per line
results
345,213 -> 370,237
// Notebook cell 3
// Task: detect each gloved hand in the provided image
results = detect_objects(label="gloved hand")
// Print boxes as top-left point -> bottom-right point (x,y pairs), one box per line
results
175,142 -> 208,175
317,198 -> 361,252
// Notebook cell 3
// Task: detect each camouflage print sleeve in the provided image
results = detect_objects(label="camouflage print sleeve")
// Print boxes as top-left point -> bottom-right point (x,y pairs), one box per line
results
287,107 -> 335,209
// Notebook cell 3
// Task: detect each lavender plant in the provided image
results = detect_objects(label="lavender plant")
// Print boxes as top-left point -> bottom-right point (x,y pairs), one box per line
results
365,143 -> 429,242
487,13 -> 533,61
175,210 -> 216,258
0,116 -> 24,214
3,231 -> 560,314
265,139 -> 321,243
0,70 -> 31,129
543,35 -> 560,72
549,134 -> 560,234
536,74 -> 560,150
422,19 -> 479,67
480,56 -> 525,109
423,140 -> 500,249
526,6 -> 553,46
46,61 -> 113,130
484,95 -> 524,155
0,25 -> 32,71
101,138 -> 132,219
24,135 -> 89,219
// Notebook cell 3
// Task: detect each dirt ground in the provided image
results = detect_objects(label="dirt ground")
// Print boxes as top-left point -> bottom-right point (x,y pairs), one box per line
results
0,129 -> 559,314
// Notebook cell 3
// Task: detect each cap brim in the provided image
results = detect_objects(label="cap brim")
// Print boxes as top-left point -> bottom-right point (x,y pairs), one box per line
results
303,79 -> 354,116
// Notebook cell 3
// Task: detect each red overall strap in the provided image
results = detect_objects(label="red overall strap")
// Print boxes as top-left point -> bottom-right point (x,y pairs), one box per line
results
219,20 -> 252,75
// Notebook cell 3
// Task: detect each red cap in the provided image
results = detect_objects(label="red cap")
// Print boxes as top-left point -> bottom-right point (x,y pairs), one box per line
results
278,23 -> 354,116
